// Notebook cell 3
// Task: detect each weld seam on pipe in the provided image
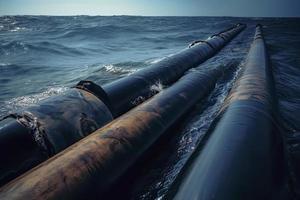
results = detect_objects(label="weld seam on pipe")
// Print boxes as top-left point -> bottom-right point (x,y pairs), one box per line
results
74,80 -> 114,116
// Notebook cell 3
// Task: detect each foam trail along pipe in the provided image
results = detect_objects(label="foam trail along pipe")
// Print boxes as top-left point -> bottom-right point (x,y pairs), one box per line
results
0,23 -> 246,187
172,25 -> 289,200
0,61 -> 236,200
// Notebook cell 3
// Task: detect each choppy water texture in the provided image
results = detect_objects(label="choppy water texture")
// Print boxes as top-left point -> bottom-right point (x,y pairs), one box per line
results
0,16 -> 300,199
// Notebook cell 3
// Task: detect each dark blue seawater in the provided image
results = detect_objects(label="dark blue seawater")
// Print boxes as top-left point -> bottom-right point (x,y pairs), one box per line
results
0,16 -> 300,199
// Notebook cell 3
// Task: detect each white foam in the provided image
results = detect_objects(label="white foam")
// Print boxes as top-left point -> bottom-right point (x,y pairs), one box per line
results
10,27 -> 27,32
0,63 -> 11,67
102,64 -> 138,75
131,81 -> 164,106
3,86 -> 68,113
150,81 -> 164,93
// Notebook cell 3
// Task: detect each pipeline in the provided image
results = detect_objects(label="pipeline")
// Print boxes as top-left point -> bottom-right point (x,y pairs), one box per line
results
103,23 -> 246,116
0,62 -> 236,199
0,23 -> 246,187
172,25 -> 289,200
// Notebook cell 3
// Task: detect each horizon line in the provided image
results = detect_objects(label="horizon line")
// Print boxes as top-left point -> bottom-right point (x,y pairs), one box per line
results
1,14 -> 300,18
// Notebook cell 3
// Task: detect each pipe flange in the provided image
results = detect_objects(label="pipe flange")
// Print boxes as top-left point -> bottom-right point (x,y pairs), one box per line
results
189,40 -> 215,50
75,80 -> 115,117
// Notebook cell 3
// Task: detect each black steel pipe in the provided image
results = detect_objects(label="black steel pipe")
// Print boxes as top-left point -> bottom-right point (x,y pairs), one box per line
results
0,63 -> 234,200
172,25 -> 288,200
103,23 -> 246,116
0,23 -> 246,187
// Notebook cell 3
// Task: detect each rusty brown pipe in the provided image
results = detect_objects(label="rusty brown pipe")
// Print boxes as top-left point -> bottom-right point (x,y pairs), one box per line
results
0,62 -> 234,199
172,25 -> 288,200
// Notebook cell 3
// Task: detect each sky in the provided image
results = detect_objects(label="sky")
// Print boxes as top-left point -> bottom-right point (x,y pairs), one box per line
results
0,0 -> 299,17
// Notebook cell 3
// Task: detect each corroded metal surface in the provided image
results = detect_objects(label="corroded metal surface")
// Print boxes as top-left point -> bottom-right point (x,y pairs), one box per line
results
0,88 -> 113,187
219,26 -> 273,111
25,88 -> 113,154
0,66 -> 229,200
173,25 -> 289,200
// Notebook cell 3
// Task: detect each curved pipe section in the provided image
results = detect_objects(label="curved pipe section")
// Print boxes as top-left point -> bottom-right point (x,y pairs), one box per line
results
0,64 -> 233,200
0,24 -> 246,186
173,25 -> 287,200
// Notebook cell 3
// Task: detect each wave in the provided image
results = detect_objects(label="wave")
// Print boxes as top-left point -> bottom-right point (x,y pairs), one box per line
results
136,32 -> 209,44
0,16 -> 31,32
0,41 -> 85,56
0,87 -> 68,118
0,63 -> 34,77
95,61 -> 146,74
0,63 -> 11,67
101,64 -> 137,75
80,62 -> 144,85
9,26 -> 28,32
0,26 -> 28,32
56,24 -> 144,40
0,41 -> 29,54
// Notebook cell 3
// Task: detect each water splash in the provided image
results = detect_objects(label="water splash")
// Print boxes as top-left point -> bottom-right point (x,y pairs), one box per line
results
131,81 -> 165,106
150,81 -> 164,94
102,64 -> 137,75
131,96 -> 147,106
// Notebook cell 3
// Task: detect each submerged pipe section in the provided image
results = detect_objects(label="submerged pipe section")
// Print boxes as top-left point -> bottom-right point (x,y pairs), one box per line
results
0,23 -> 246,186
0,64 -> 232,200
173,25 -> 288,200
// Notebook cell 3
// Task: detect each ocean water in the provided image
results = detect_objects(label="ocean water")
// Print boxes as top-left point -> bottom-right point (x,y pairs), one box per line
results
0,16 -> 300,199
